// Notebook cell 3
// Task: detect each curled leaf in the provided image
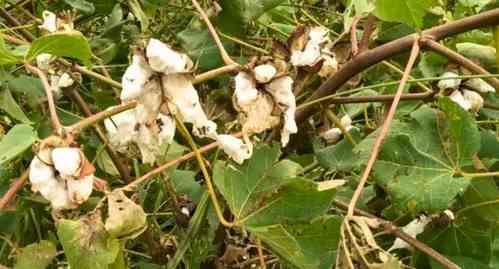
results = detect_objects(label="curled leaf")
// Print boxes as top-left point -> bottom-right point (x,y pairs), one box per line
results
105,189 -> 147,239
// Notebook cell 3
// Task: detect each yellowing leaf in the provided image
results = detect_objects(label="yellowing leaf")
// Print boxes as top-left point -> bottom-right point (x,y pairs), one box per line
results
105,189 -> 147,239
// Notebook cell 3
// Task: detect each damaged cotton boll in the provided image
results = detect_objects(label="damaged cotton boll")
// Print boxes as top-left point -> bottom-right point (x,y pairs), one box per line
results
162,74 -> 217,139
36,53 -> 54,71
157,113 -> 176,145
121,55 -> 153,101
462,89 -> 484,112
464,78 -> 496,93
217,135 -> 252,164
57,73 -> 74,88
320,115 -> 353,144
265,76 -> 297,146
437,71 -> 461,90
318,54 -> 338,78
146,38 -> 193,74
449,90 -> 472,111
254,64 -> 277,83
39,10 -> 57,33
291,27 -> 329,67
388,215 -> 431,251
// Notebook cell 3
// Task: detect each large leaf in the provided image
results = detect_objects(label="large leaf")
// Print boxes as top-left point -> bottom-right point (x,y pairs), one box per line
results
316,129 -> 361,173
14,240 -> 57,269
27,31 -> 93,66
374,0 -> 436,29
356,100 -> 480,214
213,144 -> 339,269
0,124 -> 37,165
57,215 -> 121,269
216,0 -> 286,35
64,0 -> 95,14
177,27 -> 229,70
462,177 -> 499,223
0,89 -> 31,123
0,38 -> 22,65
250,216 -> 342,269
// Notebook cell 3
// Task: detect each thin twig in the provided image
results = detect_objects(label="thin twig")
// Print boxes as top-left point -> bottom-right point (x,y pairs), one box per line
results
25,64 -> 63,135
192,63 -> 241,84
0,7 -> 35,41
347,37 -> 420,216
350,16 -> 361,57
358,14 -> 376,54
0,170 -> 28,210
422,38 -> 499,89
191,0 -> 237,66
256,238 -> 267,269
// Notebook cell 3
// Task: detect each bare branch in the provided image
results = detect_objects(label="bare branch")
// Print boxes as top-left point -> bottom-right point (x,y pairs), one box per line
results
0,170 -> 28,210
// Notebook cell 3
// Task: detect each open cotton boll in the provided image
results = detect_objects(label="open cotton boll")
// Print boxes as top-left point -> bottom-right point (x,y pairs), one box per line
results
52,147 -> 82,178
40,178 -> 76,209
104,108 -> 139,151
290,27 -> 329,67
36,53 -> 54,71
254,64 -> 277,83
121,55 -> 153,101
321,128 -> 342,143
464,78 -> 495,93
265,76 -> 297,146
235,72 -> 259,107
58,73 -> 74,88
318,54 -> 338,78
389,216 -> 431,251
146,39 -> 193,74
135,84 -> 162,124
162,74 -> 217,139
449,90 -> 472,111
217,135 -> 252,164
437,72 -> 461,90
29,149 -> 55,193
136,124 -> 162,164
463,89 -> 484,112
66,175 -> 94,205
39,11 -> 57,33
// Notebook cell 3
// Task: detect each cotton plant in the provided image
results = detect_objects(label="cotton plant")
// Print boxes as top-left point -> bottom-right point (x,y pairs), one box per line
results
320,115 -> 354,143
289,26 -> 338,78
29,145 -> 95,210
437,71 -> 495,112
233,61 -> 297,148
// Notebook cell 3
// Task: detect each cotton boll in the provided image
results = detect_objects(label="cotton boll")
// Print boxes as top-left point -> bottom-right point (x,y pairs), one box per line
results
157,113 -> 176,145
162,74 -> 217,139
41,178 -> 76,209
462,89 -> 484,112
146,39 -> 193,74
254,64 -> 277,83
29,149 -> 55,192
449,90 -> 471,111
389,216 -> 431,251
36,53 -> 54,71
321,128 -> 342,143
340,115 -> 352,127
290,27 -> 329,67
52,147 -> 82,178
39,11 -> 57,33
217,135 -> 252,164
136,124 -> 160,164
318,54 -> 338,78
57,73 -> 74,88
437,72 -> 461,90
49,75 -> 63,99
135,83 -> 162,124
265,76 -> 297,146
121,55 -> 153,101
104,107 -> 139,151
66,175 -> 94,204
235,72 -> 259,107
464,78 -> 495,93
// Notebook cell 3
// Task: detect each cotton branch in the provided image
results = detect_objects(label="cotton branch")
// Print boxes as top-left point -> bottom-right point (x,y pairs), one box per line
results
25,64 -> 63,136
421,38 -> 499,89
191,0 -> 237,66
0,170 -> 28,210
347,37 -> 421,217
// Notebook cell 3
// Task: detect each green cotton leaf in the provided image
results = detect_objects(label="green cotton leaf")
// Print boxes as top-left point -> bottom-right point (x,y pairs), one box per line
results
104,190 -> 147,239
216,0 -> 286,36
0,90 -> 31,123
57,215 -> 121,269
462,177 -> 499,223
316,129 -> 361,173
356,103 -> 480,214
128,0 -> 149,32
177,27 -> 229,70
479,130 -> 499,160
27,31 -> 93,66
171,170 -> 203,204
416,216 -> 494,267
14,240 -> 57,269
343,0 -> 376,30
0,124 -> 37,166
250,216 -> 342,269
374,0 -> 436,29
64,0 -> 95,14
456,42 -> 497,67
0,38 -> 22,65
